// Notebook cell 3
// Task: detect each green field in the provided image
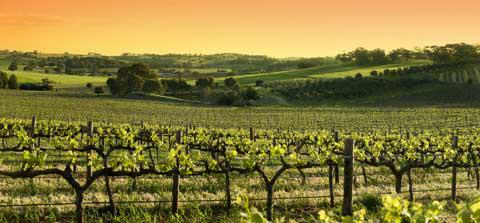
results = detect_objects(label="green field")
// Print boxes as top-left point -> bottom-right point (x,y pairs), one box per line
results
0,64 -> 107,89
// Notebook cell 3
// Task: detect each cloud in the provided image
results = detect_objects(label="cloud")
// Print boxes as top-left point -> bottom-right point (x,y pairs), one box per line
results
0,14 -> 65,26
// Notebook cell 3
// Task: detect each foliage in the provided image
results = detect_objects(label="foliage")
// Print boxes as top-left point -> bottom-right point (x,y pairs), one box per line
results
8,61 -> 18,71
457,197 -> 480,222
93,86 -> 105,94
7,74 -> 18,89
161,78 -> 191,95
224,77 -> 239,89
106,63 -> 160,96
0,71 -> 8,88
195,77 -> 215,90
143,79 -> 163,94
18,83 -> 53,91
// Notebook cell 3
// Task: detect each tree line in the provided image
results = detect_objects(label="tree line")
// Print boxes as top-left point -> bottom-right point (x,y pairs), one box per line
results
336,43 -> 480,66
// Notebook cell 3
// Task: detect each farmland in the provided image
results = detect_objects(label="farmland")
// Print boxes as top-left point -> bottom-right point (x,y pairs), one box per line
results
1,44 -> 480,223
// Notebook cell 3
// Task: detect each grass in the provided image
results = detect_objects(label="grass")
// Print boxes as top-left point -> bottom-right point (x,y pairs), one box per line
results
0,65 -> 108,89
0,164 -> 476,222
2,87 -> 480,131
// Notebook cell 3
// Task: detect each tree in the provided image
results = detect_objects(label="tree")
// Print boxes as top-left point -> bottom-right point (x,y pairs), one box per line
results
425,43 -> 480,64
7,74 -> 18,89
143,79 -> 162,93
106,78 -> 125,96
94,86 -> 105,94
8,61 -> 18,71
335,53 -> 353,63
351,48 -> 370,65
126,75 -> 144,92
54,64 -> 64,73
161,79 -> 191,95
118,63 -> 155,80
0,71 -> 8,88
224,77 -> 238,89
355,73 -> 363,79
107,63 -> 159,96
86,83 -> 93,88
195,77 -> 214,90
370,49 -> 389,65
370,70 -> 378,76
388,50 -> 401,62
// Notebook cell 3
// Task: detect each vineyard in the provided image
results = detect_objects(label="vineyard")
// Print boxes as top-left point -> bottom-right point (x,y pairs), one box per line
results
0,117 -> 480,222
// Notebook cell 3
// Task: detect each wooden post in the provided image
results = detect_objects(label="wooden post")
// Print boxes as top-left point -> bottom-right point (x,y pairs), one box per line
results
342,138 -> 354,216
407,169 -> 414,201
30,116 -> 36,137
249,127 -> 254,141
328,164 -> 335,207
451,136 -> 458,201
172,130 -> 182,215
476,167 -> 480,190
86,121 -> 93,178
334,131 -> 340,184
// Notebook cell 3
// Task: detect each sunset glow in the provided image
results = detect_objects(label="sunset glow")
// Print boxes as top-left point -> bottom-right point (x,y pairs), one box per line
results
1,0 -> 479,57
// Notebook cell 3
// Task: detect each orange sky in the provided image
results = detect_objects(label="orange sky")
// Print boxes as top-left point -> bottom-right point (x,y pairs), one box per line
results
1,0 -> 479,57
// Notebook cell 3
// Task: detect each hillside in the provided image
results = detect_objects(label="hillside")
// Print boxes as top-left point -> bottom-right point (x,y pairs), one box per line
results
214,60 -> 430,85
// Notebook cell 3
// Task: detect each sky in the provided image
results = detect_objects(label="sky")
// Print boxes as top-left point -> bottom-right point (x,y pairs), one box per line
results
0,0 -> 479,58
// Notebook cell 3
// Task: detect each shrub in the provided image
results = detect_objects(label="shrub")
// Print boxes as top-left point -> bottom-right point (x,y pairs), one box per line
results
243,86 -> 260,100
23,65 -> 34,71
86,83 -> 93,88
255,80 -> 264,87
19,83 -> 53,91
94,86 -> 105,94
8,61 -> 17,71
216,91 -> 240,105
42,78 -> 54,84
0,71 -> 8,88
143,79 -> 162,94
358,194 -> 382,213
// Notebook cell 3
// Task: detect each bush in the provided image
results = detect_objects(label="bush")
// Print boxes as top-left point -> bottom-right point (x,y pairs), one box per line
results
94,86 -> 105,94
19,83 -> 53,91
0,71 -> 8,88
297,61 -> 316,69
358,194 -> 382,213
8,61 -> 17,71
224,77 -> 238,89
143,79 -> 162,93
23,65 -> 34,71
255,80 -> 264,87
42,78 -> 54,84
86,83 -> 93,88
243,86 -> 260,100
216,91 -> 240,105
